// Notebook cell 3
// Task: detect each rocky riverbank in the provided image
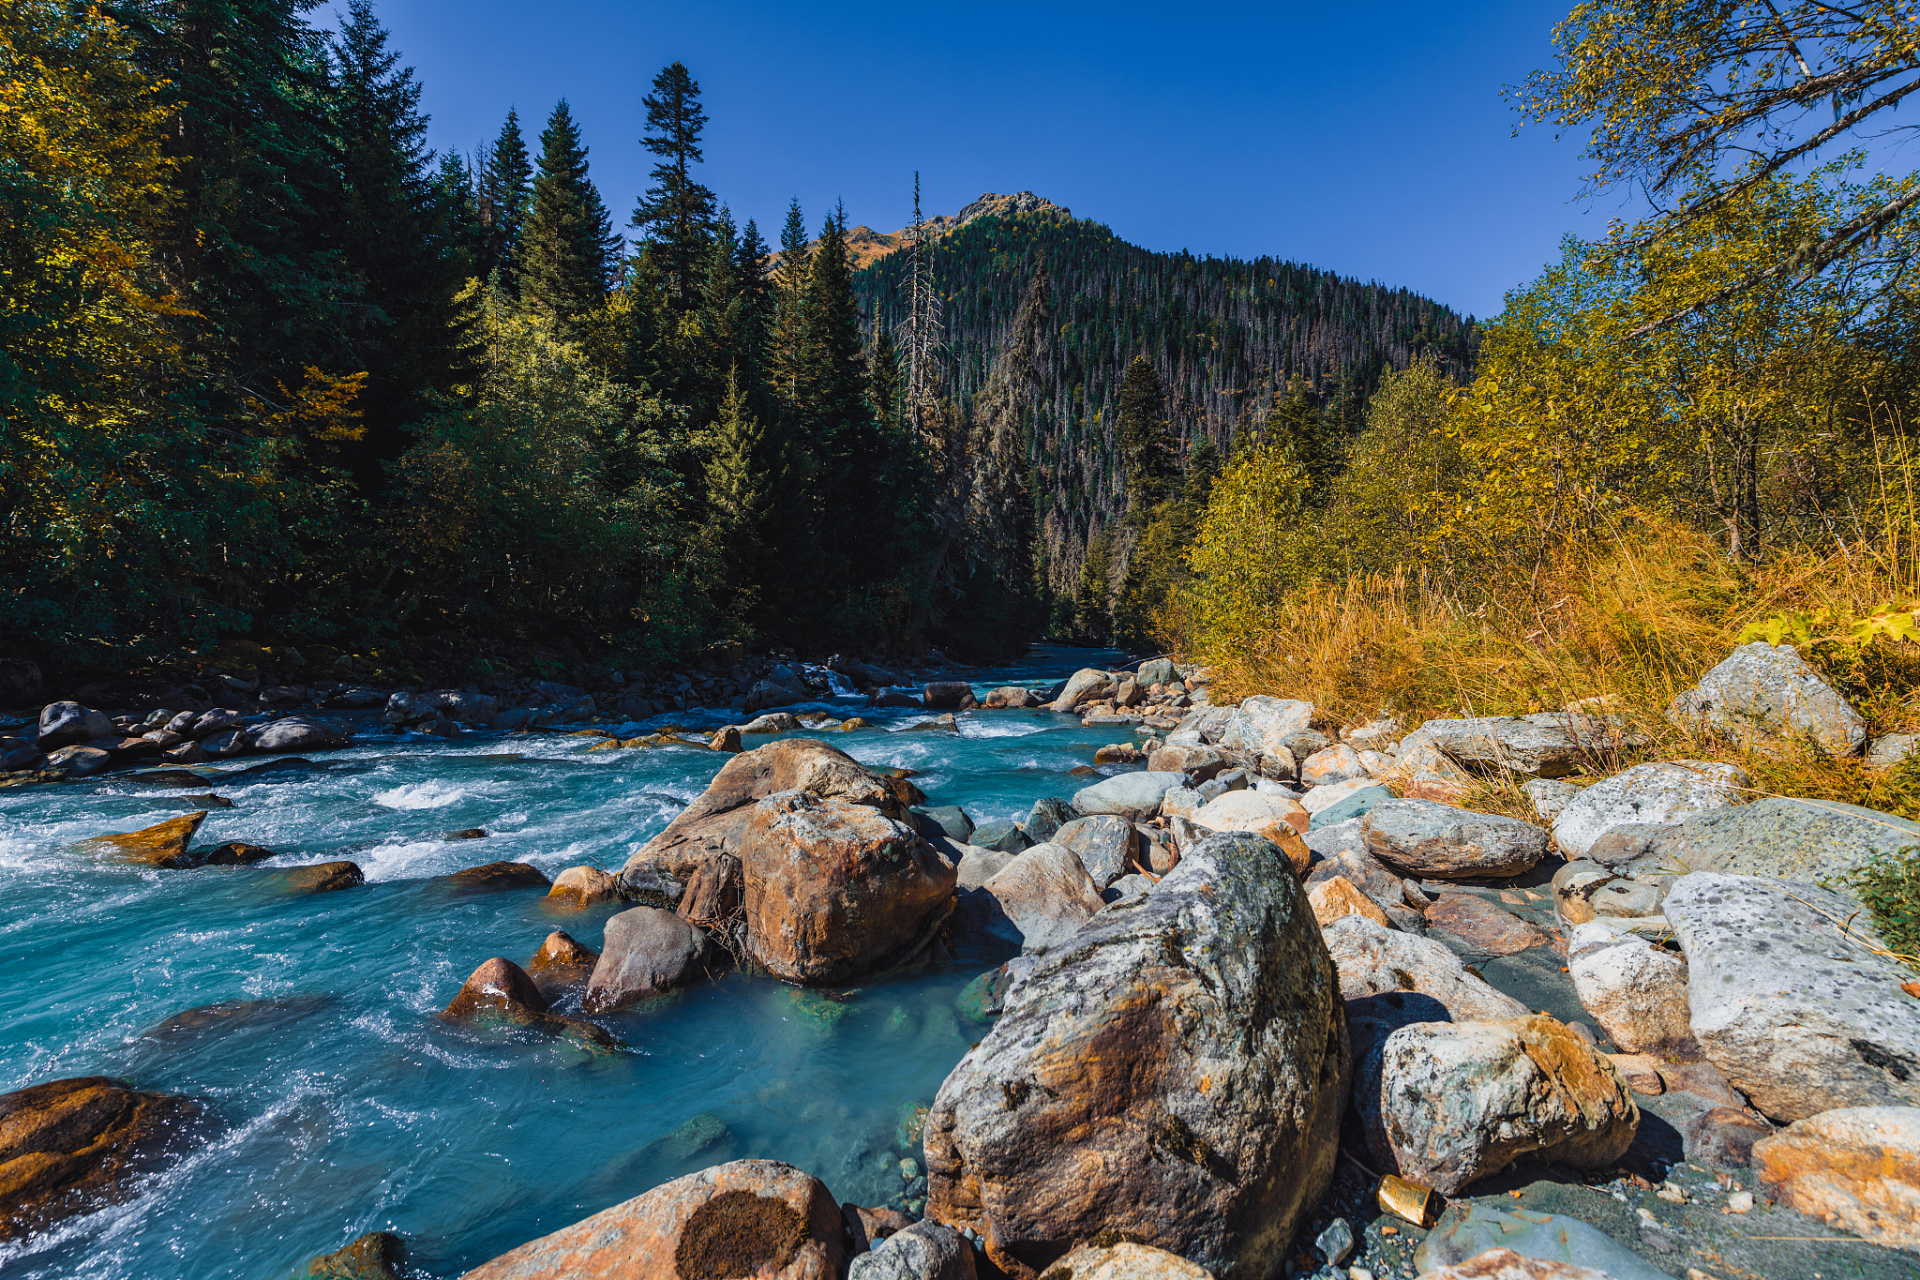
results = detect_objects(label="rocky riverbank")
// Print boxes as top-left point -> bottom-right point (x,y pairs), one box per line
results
4,642 -> 1918,1279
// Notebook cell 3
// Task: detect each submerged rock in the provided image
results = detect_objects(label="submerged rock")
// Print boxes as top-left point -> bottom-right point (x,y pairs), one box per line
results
582,908 -> 707,1011
441,861 -> 552,892
459,1158 -> 846,1280
442,957 -> 617,1052
0,1075 -> 201,1242
306,1230 -> 405,1279
285,861 -> 364,893
526,930 -> 599,1003
924,831 -> 1348,1278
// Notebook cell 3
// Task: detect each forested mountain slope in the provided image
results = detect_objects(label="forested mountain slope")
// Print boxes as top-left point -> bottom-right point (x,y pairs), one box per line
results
853,206 -> 1479,603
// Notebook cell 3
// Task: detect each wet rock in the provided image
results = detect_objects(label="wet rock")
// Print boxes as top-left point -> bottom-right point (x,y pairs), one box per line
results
1427,894 -> 1550,954
0,1075 -> 201,1242
1551,761 -> 1746,860
1669,640 -> 1866,755
1070,770 -> 1184,822
1419,714 -> 1614,779
844,1202 -> 916,1253
1361,799 -> 1547,879
1413,1203 -> 1672,1280
618,738 -> 901,894
1358,1013 -> 1638,1195
983,685 -> 1038,709
1035,1241 -> 1210,1280
640,1113 -> 734,1165
286,861 -> 364,893
1190,789 -> 1309,846
140,995 -> 331,1042
1049,668 -> 1113,713
1091,743 -> 1142,765
45,744 -> 111,775
1645,795 -> 1920,885
442,861 -> 552,892
1684,1106 -> 1772,1167
307,1230 -> 405,1278
1567,923 -> 1699,1058
741,713 -> 802,735
849,1219 -> 977,1280
710,726 -> 743,753
547,865 -> 620,907
201,727 -> 248,757
949,841 -> 1103,957
1308,874 -> 1390,928
741,790 -> 956,985
915,805 -> 974,842
1052,815 -> 1138,888
442,957 -> 618,1052
526,930 -> 600,1003
460,1158 -> 846,1280
1665,872 -> 1920,1122
582,908 -> 709,1012
81,811 -> 208,868
251,716 -> 347,754
36,701 -> 113,750
195,841 -> 277,866
1321,914 -> 1529,1061
924,832 -> 1348,1278
1753,1106 -> 1920,1252
0,736 -> 42,771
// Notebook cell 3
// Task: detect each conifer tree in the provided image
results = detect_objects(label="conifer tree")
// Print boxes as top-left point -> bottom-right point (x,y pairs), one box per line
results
869,331 -> 902,436
432,151 -> 480,280
1268,378 -> 1343,498
705,368 -> 785,634
477,108 -> 531,287
1075,528 -> 1114,641
519,99 -> 620,336
771,198 -> 810,403
632,61 -> 715,315
734,217 -> 774,394
1116,355 -> 1175,516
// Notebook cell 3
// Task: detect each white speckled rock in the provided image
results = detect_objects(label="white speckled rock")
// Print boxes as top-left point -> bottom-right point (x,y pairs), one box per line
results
849,1219 -> 977,1280
1220,695 -> 1314,759
1566,924 -> 1698,1059
1321,914 -> 1528,1061
1668,641 -> 1866,756
1071,771 -> 1184,822
1550,762 -> 1747,859
1665,872 -> 1920,1122
1361,799 -> 1548,879
1037,1241 -> 1212,1280
1523,778 -> 1584,824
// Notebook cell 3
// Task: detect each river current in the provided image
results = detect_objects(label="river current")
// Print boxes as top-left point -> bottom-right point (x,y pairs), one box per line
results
0,645 -> 1135,1279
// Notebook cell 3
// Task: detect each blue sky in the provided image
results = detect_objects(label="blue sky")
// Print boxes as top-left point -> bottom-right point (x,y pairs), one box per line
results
329,0 -> 1629,319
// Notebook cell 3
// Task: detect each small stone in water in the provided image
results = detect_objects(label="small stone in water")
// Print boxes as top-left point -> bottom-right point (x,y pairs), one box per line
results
1316,1217 -> 1356,1265
898,1157 -> 919,1180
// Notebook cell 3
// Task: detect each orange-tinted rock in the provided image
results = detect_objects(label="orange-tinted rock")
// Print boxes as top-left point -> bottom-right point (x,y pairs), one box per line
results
443,957 -> 549,1020
286,861 -> 364,893
1092,744 -> 1143,765
459,1158 -> 845,1280
1753,1106 -> 1920,1251
81,811 -> 207,868
676,853 -> 741,930
198,841 -> 277,866
1427,895 -> 1551,955
741,791 -> 957,985
442,861 -> 551,892
0,1076 -> 200,1242
1685,1106 -> 1772,1167
710,727 -> 743,753
547,865 -> 620,907
308,1230 -> 405,1278
526,931 -> 599,1003
1308,874 -> 1390,929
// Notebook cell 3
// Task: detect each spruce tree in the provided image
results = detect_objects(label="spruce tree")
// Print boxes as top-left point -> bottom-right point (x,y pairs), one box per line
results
705,369 -> 786,635
631,61 -> 715,315
477,108 -> 531,287
1116,355 -> 1175,516
1268,378 -> 1343,498
734,217 -> 774,394
771,197 -> 810,403
519,99 -> 621,336
432,151 -> 480,281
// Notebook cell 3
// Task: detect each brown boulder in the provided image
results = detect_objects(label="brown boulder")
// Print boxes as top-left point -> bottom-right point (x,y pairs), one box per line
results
526,931 -> 599,1003
710,726 -> 743,753
81,811 -> 208,868
1426,895 -> 1551,955
676,853 -> 742,930
582,908 -> 709,1012
441,861 -> 551,892
547,865 -> 620,907
742,790 -> 956,985
286,861 -> 364,893
618,738 -> 901,896
0,1076 -> 200,1242
982,686 -> 1037,709
1753,1106 -> 1920,1251
308,1230 -> 405,1278
459,1158 -> 845,1280
442,957 -> 619,1053
198,841 -> 277,867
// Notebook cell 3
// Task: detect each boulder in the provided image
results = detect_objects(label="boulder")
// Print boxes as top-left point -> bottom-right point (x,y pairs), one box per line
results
459,1159 -> 846,1280
924,832 -> 1348,1279
1070,771 -> 1184,822
582,908 -> 707,1011
1299,743 -> 1370,786
441,861 -> 551,892
923,681 -> 976,710
1566,923 -> 1699,1058
1146,743 -> 1230,781
969,821 -> 1030,854
1024,797 -> 1078,843
0,1076 -> 201,1243
196,841 -> 275,866
0,736 -> 40,771
307,1231 -> 406,1280
619,738 -> 900,895
915,805 -> 975,842
950,843 -> 1017,891
285,861 -> 363,893
1548,856 -> 1674,926
1049,668 -> 1113,713
1190,789 -> 1308,839
982,685 -> 1038,709
45,744 -> 111,775
1550,761 -> 1746,860
1419,714 -> 1615,779
1092,743 -> 1143,766
1051,815 -> 1139,888
1035,1241 -> 1210,1280
201,727 -> 247,757
1523,778 -> 1584,824
1869,733 -> 1919,771
1664,872 -> 1920,1121
1308,875 -> 1390,928
250,716 -> 346,753
1159,786 -> 1205,822
1684,1106 -> 1773,1167
189,707 -> 245,739
741,712 -> 802,734
848,1219 -> 978,1280
1357,1013 -> 1638,1195
526,930 -> 600,1003
1136,658 -> 1178,687
82,811 -> 208,868
1361,800 -> 1547,879
1308,783 -> 1393,829
1643,795 -> 1920,885
1219,695 -> 1314,761
949,842 -> 1103,957
745,675 -> 814,713
35,700 -> 113,750
1668,640 -> 1867,756
710,726 -> 744,753
741,790 -> 956,985
1426,895 -> 1550,955
442,957 -> 617,1052
1752,1106 -> 1920,1252
547,865 -> 621,907
1413,1203 -> 1674,1280
1322,915 -> 1529,1061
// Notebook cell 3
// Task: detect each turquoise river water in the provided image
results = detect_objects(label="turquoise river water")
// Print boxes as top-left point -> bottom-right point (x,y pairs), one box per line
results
0,645 -> 1138,1279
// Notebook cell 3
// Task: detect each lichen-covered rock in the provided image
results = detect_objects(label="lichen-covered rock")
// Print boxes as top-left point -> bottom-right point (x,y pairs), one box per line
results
0,1076 -> 201,1243
924,832 -> 1348,1280
1299,743 -> 1370,786
948,842 -> 1103,957
459,1159 -> 845,1280
1219,695 -> 1314,762
1665,872 -> 1920,1122
1419,714 -> 1614,779
1644,795 -> 1920,886
1361,799 -> 1547,879
741,790 -> 955,985
1668,641 -> 1867,756
1566,923 -> 1698,1059
1357,1014 -> 1638,1195
1321,914 -> 1528,1061
1752,1106 -> 1920,1252
1550,761 -> 1746,860
1051,815 -> 1137,888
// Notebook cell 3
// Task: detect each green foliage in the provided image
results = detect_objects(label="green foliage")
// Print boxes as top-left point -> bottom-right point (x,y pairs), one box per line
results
632,60 -> 716,315
519,99 -> 619,337
1841,844 -> 1920,967
477,108 -> 531,287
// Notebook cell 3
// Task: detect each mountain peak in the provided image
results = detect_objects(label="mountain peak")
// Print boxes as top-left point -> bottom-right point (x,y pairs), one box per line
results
777,192 -> 1074,269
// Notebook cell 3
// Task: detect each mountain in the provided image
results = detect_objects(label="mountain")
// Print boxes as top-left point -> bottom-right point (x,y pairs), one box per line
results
779,192 -> 1075,270
852,198 -> 1478,612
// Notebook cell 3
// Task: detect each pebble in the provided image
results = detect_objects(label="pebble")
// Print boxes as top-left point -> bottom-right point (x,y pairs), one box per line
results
1725,1190 -> 1753,1213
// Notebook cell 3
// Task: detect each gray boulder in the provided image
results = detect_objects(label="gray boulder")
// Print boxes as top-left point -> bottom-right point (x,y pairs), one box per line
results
948,842 -> 1103,957
1419,713 -> 1614,778
1668,641 -> 1866,756
1309,783 -> 1393,830
1523,777 -> 1584,824
1551,761 -> 1747,859
1414,1203 -> 1675,1280
1052,814 -> 1138,888
1299,743 -> 1370,786
915,805 -> 975,842
37,701 -> 112,750
1220,695 -> 1313,762
1024,796 -> 1078,842
1136,658 -> 1177,687
1049,668 -> 1113,713
0,737 -> 40,771
1645,795 -> 1920,885
580,907 -> 710,1012
948,841 -> 1017,890
1361,799 -> 1547,879
1567,921 -> 1699,1058
1321,914 -> 1528,1060
43,744 -> 110,775
924,832 -> 1348,1278
1868,732 -> 1918,771
1665,872 -> 1920,1122
249,716 -> 346,754
969,821 -> 1031,854
1071,770 -> 1184,822
849,1219 -> 977,1280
